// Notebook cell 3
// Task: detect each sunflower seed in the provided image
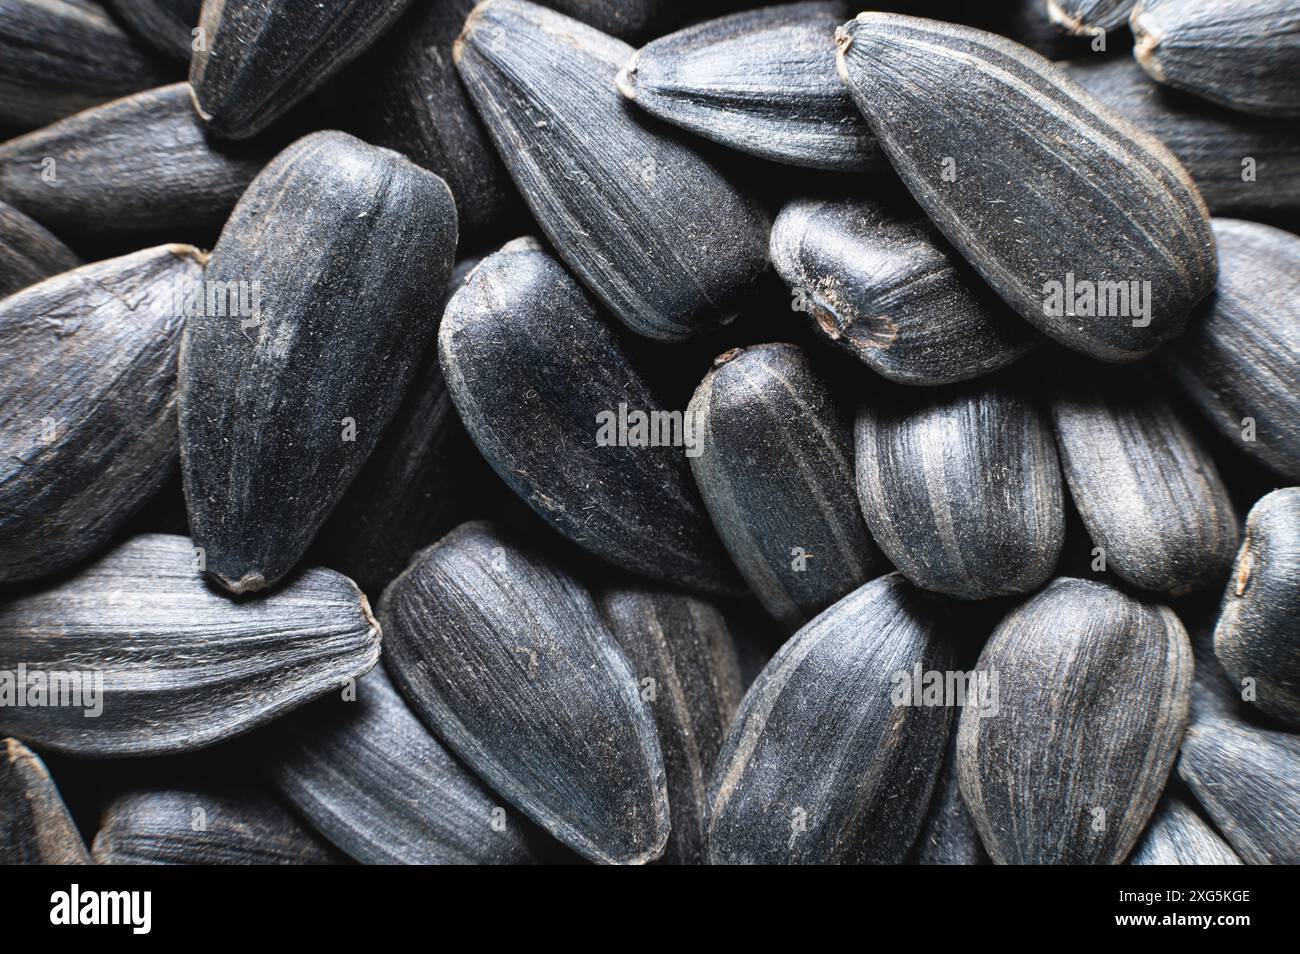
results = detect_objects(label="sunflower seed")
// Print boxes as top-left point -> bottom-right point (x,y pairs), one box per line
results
1048,363 -> 1239,595
0,737 -> 90,864
542,0 -> 687,42
0,533 -> 381,757
94,781 -> 343,865
617,2 -> 879,172
381,521 -> 670,865
836,13 -> 1217,361
438,237 -> 741,595
264,666 -> 558,865
1178,716 -> 1300,864
179,131 -> 457,595
957,578 -> 1193,865
190,0 -> 413,139
0,244 -> 202,584
854,377 -> 1064,600
1214,488 -> 1300,729
0,83 -> 273,237
707,573 -> 956,864
454,0 -> 770,341
1063,57 -> 1300,220
309,259 -> 480,601
1048,0 -> 1136,34
1132,0 -> 1300,118
769,197 -> 1040,385
1129,793 -> 1243,865
1158,218 -> 1300,480
0,0 -> 176,130
596,582 -> 745,865
105,0 -> 202,60
0,199 -> 80,298
357,0 -> 526,247
914,730 -> 990,866
687,343 -> 885,629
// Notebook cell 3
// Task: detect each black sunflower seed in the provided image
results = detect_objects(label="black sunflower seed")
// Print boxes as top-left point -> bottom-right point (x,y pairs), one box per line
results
836,13 -> 1217,361
438,237 -> 742,595
104,0 -> 202,60
0,244 -> 202,583
178,130 -> 457,595
0,533 -> 381,757
957,578 -> 1193,865
381,521 -> 670,865
454,0 -> 770,341
1128,793 -> 1243,865
1048,0 -> 1136,34
0,737 -> 91,864
0,199 -> 80,299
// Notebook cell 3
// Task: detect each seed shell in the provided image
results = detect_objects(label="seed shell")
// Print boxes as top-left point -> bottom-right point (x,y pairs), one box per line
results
264,666 -> 554,865
105,0 -> 202,60
381,521 -> 670,865
94,782 -> 342,865
0,0 -> 176,130
617,2 -> 880,172
1064,57 -> 1300,220
836,13 -> 1217,361
770,197 -> 1040,385
1131,0 -> 1300,118
914,731 -> 990,866
854,378 -> 1064,600
1048,364 -> 1239,595
0,533 -> 381,758
190,0 -> 413,140
438,237 -> 741,596
1158,218 -> 1300,480
0,199 -> 80,299
0,737 -> 91,864
0,244 -> 202,583
957,578 -> 1193,865
707,573 -> 956,864
179,131 -> 457,595
0,83 -> 273,237
1214,487 -> 1300,729
454,0 -> 770,341
1178,716 -> 1300,865
1128,794 -> 1243,865
688,343 -> 885,630
596,583 -> 745,865
1048,0 -> 1136,34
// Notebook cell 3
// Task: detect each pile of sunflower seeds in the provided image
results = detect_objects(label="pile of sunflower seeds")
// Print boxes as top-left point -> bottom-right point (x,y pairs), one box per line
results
0,0 -> 1297,866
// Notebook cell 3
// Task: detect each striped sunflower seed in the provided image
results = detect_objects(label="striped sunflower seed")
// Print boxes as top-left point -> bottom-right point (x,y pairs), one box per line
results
190,0 -> 414,139
0,533 -> 381,757
617,2 -> 880,172
1214,487 -> 1300,729
94,781 -> 343,865
0,199 -> 80,299
770,197 -> 1040,385
1048,363 -> 1239,595
596,582 -> 745,865
707,573 -> 957,864
104,0 -> 201,60
1178,716 -> 1300,864
0,244 -> 203,584
1063,57 -> 1300,220
854,377 -> 1064,600
438,237 -> 742,596
0,0 -> 176,130
1158,218 -> 1300,480
381,521 -> 670,865
454,0 -> 770,341
0,737 -> 90,864
0,84 -> 274,237
687,343 -> 886,629
836,13 -> 1217,361
179,131 -> 457,595
1132,0 -> 1300,118
264,666 -> 558,865
1128,793 -> 1243,865
957,578 -> 1193,864
914,731 -> 990,866
1048,0 -> 1137,34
